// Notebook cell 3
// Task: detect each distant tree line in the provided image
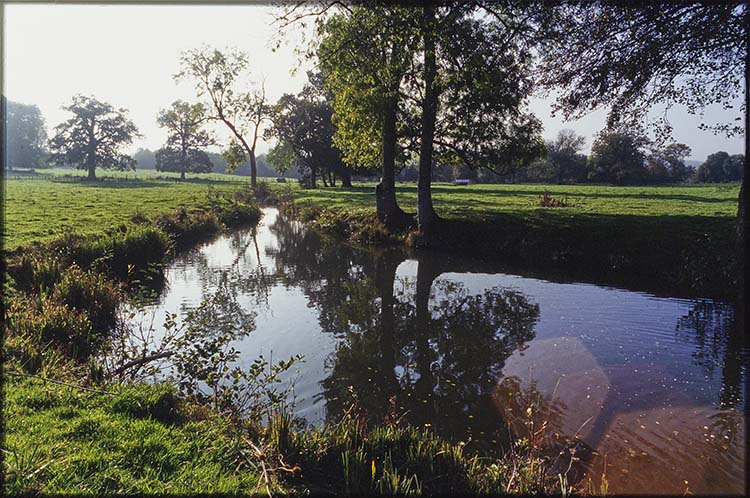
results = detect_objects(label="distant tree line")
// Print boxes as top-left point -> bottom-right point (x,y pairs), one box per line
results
2,93 -> 742,188
2,93 -> 742,187
394,127 -> 743,186
132,147 -> 296,178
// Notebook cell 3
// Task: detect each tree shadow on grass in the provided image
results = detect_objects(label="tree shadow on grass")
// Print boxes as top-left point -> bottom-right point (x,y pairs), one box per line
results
427,184 -> 739,204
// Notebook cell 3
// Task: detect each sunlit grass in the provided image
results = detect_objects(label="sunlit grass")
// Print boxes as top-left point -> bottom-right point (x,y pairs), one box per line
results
3,377 -> 265,494
3,169 -> 256,250
276,180 -> 740,220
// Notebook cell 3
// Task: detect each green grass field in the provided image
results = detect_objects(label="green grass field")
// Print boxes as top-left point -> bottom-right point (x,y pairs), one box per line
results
5,167 -> 739,252
3,169 -> 251,250
3,377 -> 266,494
286,181 -> 740,220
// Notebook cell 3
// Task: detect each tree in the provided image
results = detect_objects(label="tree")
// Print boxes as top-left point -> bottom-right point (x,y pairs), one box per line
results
587,126 -> 650,185
4,98 -> 47,170
266,139 -> 296,178
408,4 -> 544,237
48,95 -> 139,180
155,100 -> 214,180
538,3 -> 745,137
696,151 -> 744,183
646,143 -> 692,184
537,1 -> 748,318
175,46 -> 270,187
316,6 -> 418,226
268,72 -> 352,188
133,148 -> 156,170
546,130 -> 588,184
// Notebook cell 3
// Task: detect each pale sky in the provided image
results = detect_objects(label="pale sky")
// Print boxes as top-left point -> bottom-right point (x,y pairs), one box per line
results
4,3 -> 744,160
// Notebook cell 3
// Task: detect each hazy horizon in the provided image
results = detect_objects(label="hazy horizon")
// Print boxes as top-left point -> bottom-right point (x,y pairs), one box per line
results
4,3 -> 744,161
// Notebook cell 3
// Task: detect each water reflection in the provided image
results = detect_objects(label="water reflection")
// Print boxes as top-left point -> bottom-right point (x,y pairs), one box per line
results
676,299 -> 747,409
132,208 -> 746,495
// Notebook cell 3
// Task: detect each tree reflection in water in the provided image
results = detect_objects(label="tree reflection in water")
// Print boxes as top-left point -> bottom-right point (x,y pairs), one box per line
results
267,213 -> 540,454
675,299 -> 748,410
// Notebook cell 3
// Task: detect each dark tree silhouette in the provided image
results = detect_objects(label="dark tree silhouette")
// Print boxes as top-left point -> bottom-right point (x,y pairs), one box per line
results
48,95 -> 139,180
155,100 -> 214,180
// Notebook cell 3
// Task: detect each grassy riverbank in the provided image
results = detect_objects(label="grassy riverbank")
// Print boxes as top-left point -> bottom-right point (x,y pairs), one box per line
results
276,181 -> 740,298
3,171 -> 568,495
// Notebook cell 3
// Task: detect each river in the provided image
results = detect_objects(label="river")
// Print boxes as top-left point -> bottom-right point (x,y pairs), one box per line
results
129,207 -> 746,495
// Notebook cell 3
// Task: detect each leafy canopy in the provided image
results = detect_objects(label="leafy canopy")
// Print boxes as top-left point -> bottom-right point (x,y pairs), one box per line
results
175,46 -> 270,176
538,2 -> 747,138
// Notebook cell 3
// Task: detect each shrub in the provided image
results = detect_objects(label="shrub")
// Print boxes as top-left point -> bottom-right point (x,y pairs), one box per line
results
6,294 -> 93,360
108,226 -> 170,276
7,253 -> 66,293
538,192 -> 576,208
155,208 -> 221,248
218,201 -> 262,227
52,265 -> 120,338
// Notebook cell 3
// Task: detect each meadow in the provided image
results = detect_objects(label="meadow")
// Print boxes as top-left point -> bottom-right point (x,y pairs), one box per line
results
4,168 -> 739,252
4,169 -> 247,250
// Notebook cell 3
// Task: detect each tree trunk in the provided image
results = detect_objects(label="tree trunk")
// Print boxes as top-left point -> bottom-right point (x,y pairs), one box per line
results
417,4 -> 439,239
322,172 -> 328,187
377,93 -> 404,227
249,150 -> 258,188
86,123 -> 96,181
180,148 -> 187,181
341,168 -> 353,188
737,2 -> 749,338
86,152 -> 96,181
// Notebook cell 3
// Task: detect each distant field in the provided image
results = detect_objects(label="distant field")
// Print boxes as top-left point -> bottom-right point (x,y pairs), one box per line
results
3,168 -> 740,252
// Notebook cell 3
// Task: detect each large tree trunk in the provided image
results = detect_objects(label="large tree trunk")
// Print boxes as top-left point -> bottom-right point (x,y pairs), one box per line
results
86,152 -> 96,181
417,4 -> 439,239
377,93 -> 405,228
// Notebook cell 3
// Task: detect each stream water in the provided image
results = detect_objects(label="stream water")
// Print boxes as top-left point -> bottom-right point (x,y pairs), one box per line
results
130,207 -> 746,495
